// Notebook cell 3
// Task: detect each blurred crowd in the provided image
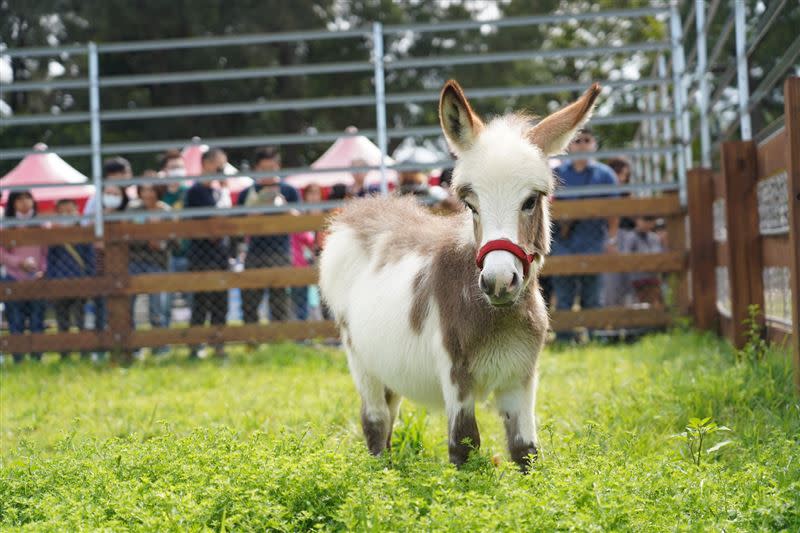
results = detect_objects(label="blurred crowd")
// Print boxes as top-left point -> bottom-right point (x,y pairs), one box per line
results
2,130 -> 668,362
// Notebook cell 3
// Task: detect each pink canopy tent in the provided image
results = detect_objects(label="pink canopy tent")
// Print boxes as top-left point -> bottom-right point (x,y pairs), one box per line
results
0,143 -> 94,212
181,140 -> 253,200
285,127 -> 398,190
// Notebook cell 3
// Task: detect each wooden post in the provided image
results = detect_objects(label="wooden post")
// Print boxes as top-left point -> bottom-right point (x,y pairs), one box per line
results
686,168 -> 717,331
783,77 -> 800,391
665,201 -> 689,316
720,140 -> 764,348
104,235 -> 132,365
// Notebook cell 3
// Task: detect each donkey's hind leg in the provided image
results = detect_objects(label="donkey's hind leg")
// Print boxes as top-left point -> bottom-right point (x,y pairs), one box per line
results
345,348 -> 392,456
384,388 -> 401,451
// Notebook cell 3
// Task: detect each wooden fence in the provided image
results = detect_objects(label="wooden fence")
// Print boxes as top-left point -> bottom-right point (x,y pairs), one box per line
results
1,195 -> 686,361
4,79 -> 796,391
687,77 -> 800,389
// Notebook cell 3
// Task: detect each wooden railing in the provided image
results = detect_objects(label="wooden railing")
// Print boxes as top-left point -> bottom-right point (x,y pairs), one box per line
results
1,196 -> 686,359
687,77 -> 799,390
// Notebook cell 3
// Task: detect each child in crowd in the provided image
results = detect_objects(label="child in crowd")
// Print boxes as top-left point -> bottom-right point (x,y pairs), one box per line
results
618,215 -> 666,308
301,184 -> 324,320
1,191 -> 47,362
47,199 -> 95,359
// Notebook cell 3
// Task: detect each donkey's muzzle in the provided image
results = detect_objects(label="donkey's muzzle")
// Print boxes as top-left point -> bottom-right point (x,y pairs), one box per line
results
476,238 -> 533,306
479,269 -> 520,306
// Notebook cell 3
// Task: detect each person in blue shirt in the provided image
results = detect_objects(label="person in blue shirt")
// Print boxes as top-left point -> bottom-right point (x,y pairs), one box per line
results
236,147 -> 301,324
184,147 -> 231,359
551,128 -> 619,322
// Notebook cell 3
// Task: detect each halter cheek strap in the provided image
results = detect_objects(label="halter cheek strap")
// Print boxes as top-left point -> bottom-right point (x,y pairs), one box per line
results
475,239 -> 538,279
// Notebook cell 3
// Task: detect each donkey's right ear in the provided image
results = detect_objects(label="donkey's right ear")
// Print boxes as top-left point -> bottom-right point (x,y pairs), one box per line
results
528,83 -> 601,156
439,80 -> 484,154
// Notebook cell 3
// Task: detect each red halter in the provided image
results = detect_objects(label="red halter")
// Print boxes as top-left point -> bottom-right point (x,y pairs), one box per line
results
475,239 -> 538,279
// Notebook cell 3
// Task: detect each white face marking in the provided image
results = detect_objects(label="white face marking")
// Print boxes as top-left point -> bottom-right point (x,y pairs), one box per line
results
453,117 -> 553,305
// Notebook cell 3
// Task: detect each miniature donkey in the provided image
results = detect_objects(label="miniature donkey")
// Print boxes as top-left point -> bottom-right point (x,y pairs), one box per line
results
319,79 -> 601,470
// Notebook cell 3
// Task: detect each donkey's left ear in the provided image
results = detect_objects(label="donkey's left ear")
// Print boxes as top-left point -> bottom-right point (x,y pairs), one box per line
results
528,83 -> 601,156
439,80 -> 484,154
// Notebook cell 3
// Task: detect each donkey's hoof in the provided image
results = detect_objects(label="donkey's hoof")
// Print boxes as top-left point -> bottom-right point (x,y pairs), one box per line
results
511,445 -> 538,473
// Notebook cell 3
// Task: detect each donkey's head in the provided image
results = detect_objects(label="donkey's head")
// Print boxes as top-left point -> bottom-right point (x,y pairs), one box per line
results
439,80 -> 601,306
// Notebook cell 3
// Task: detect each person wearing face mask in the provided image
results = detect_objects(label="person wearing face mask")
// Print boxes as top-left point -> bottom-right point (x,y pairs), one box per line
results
158,150 -> 192,324
158,150 -> 189,208
89,168 -> 131,359
183,147 -> 231,360
127,183 -> 174,357
82,156 -> 133,217
1,191 -> 47,363
101,186 -> 127,211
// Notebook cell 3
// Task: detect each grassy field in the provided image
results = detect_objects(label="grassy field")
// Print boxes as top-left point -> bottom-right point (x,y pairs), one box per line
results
1,331 -> 798,531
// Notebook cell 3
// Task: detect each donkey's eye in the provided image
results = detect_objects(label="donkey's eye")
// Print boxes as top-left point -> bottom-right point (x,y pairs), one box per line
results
521,193 -> 539,211
463,201 -> 478,215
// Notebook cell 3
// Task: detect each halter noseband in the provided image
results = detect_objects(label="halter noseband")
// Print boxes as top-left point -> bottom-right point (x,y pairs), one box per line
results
475,239 -> 538,279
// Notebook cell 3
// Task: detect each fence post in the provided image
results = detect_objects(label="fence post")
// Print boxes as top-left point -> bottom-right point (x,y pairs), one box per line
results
88,42 -> 104,239
686,168 -> 716,331
694,0 -> 711,168
783,77 -> 800,391
666,194 -> 689,315
372,22 -> 389,197
720,141 -> 763,348
734,0 -> 752,141
104,234 -> 132,364
669,2 -> 688,205
657,54 -> 675,182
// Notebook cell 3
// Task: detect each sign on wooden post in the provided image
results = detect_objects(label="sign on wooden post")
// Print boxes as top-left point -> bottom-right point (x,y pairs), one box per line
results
720,141 -> 765,348
687,168 -> 717,331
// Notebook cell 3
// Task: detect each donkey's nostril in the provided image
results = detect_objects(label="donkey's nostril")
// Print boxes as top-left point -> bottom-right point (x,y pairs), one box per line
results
479,274 -> 491,294
509,272 -> 519,290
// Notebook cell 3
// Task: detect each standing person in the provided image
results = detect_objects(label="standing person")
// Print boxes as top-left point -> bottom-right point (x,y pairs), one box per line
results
618,216 -> 666,308
304,183 -> 325,320
127,183 -> 173,356
607,157 -> 635,231
184,148 -> 230,359
237,147 -> 301,325
349,158 -> 380,197
290,184 -> 321,320
1,191 -> 46,363
158,150 -> 192,320
603,157 -> 636,307
158,149 -> 189,208
82,156 -> 133,217
83,158 -> 131,348
47,199 -> 95,360
92,178 -> 130,343
551,128 -> 619,339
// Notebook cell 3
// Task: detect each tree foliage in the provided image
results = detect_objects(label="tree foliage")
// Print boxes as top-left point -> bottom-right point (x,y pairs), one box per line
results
7,0 -> 770,176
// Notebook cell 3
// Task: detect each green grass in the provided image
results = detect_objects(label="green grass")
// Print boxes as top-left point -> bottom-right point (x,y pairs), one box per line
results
1,332 -> 799,531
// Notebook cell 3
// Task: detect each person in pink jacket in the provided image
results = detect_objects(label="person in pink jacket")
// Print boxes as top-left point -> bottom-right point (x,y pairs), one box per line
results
1,191 -> 47,362
290,227 -> 316,321
289,184 -> 322,321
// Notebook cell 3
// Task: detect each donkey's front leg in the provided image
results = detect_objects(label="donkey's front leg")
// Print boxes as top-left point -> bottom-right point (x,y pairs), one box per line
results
496,374 -> 539,472
442,371 -> 480,467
